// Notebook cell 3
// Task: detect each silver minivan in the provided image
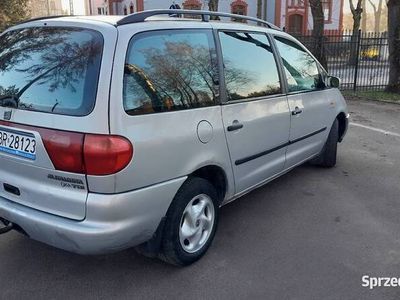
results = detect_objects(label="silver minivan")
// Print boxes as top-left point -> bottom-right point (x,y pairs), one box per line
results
0,10 -> 348,265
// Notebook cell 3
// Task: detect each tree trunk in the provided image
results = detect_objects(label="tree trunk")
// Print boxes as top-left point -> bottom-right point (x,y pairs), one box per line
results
349,0 -> 363,65
374,0 -> 383,32
257,0 -> 262,19
352,11 -> 362,34
361,0 -> 367,32
386,0 -> 400,93
368,0 -> 384,32
0,0 -> 30,31
309,0 -> 327,69
208,0 -> 219,20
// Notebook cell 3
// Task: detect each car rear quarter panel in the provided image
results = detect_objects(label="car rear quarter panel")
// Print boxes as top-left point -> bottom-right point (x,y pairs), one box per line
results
90,22 -> 235,199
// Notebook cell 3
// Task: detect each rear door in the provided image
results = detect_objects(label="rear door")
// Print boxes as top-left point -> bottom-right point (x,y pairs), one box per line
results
218,30 -> 291,194
272,35 -> 334,168
0,21 -> 115,220
108,23 -> 235,194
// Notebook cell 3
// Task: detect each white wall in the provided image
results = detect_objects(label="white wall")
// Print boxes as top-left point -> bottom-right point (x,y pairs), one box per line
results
279,0 -> 285,28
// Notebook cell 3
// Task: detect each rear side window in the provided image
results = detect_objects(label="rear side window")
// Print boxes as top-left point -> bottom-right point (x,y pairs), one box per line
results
0,27 -> 103,116
219,31 -> 281,101
274,36 -> 323,93
123,29 -> 218,116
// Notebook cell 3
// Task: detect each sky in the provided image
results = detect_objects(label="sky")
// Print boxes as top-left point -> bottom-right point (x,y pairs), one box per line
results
61,0 -> 86,15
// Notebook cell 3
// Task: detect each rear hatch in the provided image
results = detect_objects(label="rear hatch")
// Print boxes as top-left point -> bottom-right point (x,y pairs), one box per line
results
0,21 -> 114,220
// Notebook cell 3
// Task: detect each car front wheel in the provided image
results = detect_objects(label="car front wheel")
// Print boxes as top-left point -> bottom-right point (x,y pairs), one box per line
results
313,118 -> 339,168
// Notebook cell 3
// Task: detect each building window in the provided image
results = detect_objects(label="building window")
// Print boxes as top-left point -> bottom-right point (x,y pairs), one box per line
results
182,0 -> 201,10
322,0 -> 332,23
288,13 -> 304,34
130,3 -> 134,13
124,6 -> 128,15
288,0 -> 305,8
97,7 -> 106,15
231,0 -> 248,22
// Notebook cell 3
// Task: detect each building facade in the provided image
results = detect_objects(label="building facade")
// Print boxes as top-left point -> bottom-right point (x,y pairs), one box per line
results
277,0 -> 344,34
87,0 -> 143,15
29,0 -> 65,18
87,0 -> 344,34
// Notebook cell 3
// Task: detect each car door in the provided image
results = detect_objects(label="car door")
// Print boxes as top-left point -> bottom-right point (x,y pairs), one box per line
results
218,30 -> 291,194
272,35 -> 335,168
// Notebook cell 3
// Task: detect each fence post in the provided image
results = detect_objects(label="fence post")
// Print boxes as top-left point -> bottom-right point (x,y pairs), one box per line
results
353,29 -> 362,92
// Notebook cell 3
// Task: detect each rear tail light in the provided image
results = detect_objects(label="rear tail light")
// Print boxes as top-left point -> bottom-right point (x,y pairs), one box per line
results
0,121 -> 133,175
45,132 -> 133,176
41,128 -> 85,173
44,132 -> 133,176
84,134 -> 133,176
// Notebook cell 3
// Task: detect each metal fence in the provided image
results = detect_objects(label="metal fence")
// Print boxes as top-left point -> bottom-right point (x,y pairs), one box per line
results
295,30 -> 389,91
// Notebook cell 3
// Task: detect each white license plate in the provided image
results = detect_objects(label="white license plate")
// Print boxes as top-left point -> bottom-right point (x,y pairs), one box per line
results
0,127 -> 36,160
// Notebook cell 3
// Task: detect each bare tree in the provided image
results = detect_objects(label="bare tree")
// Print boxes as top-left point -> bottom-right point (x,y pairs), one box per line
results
208,0 -> 219,20
257,0 -> 262,19
309,0 -> 327,69
350,0 -> 363,33
386,0 -> 400,93
349,0 -> 363,65
0,0 -> 30,32
361,0 -> 367,31
367,0 -> 384,32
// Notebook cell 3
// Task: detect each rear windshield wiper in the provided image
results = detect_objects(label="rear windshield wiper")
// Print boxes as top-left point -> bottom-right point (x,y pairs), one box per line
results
0,95 -> 19,108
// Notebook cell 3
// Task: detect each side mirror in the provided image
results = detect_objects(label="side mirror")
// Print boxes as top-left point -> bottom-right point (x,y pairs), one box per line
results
327,76 -> 340,88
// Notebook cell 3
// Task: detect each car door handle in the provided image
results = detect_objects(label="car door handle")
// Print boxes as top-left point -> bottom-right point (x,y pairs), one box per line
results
291,107 -> 303,116
227,121 -> 243,132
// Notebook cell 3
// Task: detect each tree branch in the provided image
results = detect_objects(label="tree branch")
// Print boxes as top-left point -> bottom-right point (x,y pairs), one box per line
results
350,0 -> 356,14
367,0 -> 377,13
357,0 -> 363,10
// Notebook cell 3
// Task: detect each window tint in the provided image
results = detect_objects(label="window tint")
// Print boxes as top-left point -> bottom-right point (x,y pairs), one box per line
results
0,27 -> 103,116
123,30 -> 218,115
219,32 -> 281,101
274,36 -> 324,93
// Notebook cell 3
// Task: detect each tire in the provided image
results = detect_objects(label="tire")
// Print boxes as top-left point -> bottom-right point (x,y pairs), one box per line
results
159,177 -> 219,266
313,119 -> 339,168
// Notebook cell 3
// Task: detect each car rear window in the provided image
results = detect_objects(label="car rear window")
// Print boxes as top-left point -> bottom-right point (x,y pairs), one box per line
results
0,27 -> 103,116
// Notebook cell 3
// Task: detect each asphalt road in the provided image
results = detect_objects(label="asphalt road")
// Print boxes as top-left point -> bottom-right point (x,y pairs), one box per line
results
1,99 -> 400,300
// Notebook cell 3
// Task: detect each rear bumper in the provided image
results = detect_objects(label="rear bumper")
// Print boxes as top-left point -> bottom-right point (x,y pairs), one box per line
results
0,176 -> 186,254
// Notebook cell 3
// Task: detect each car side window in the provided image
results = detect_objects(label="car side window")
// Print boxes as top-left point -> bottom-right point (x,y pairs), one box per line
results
123,29 -> 218,115
274,36 -> 324,93
219,31 -> 281,101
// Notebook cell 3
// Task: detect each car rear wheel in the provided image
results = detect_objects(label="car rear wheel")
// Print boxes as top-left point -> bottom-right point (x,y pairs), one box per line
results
312,119 -> 339,168
159,177 -> 219,266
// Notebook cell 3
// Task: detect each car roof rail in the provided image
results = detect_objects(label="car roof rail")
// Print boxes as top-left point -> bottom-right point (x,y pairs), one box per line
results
16,15 -> 71,26
117,9 -> 281,30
